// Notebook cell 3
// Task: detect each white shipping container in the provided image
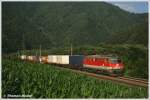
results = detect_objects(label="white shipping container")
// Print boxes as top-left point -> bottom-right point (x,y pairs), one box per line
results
48,55 -> 53,63
61,55 -> 69,64
48,55 -> 57,63
50,55 -> 69,64
27,56 -> 31,60
52,55 -> 57,63
55,55 -> 69,64
29,56 -> 33,61
21,55 -> 26,60
56,55 -> 61,64
39,57 -> 42,62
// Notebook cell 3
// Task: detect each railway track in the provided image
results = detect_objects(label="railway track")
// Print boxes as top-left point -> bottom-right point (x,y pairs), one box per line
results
75,70 -> 148,88
53,64 -> 148,88
117,76 -> 148,87
118,76 -> 148,83
24,60 -> 149,88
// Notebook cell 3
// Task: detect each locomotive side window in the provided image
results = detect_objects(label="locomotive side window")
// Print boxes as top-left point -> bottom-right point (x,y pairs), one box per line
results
110,59 -> 117,63
110,58 -> 121,63
95,58 -> 98,62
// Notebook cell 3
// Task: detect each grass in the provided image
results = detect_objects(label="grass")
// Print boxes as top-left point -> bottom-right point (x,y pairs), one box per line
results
2,59 -> 148,98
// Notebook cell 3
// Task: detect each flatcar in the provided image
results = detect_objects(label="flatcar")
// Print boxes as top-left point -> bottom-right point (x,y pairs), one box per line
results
83,55 -> 124,75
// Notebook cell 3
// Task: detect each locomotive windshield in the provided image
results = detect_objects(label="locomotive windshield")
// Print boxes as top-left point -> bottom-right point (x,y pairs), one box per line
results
110,58 -> 121,63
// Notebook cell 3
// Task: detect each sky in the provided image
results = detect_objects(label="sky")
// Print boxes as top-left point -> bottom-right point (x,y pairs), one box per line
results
107,1 -> 148,13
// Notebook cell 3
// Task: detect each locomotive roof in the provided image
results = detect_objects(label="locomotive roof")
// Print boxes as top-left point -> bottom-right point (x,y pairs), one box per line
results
86,55 -> 118,59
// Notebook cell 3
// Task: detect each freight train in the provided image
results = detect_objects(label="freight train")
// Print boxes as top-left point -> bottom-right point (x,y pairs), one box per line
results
20,55 -> 124,76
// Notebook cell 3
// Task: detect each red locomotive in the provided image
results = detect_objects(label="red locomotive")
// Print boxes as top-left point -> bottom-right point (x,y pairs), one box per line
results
83,55 -> 124,75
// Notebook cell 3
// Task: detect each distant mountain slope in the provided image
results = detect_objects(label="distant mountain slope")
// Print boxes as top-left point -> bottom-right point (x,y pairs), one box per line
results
2,2 -> 148,53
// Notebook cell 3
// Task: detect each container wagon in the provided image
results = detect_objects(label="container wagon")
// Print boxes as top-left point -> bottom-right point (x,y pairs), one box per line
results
47,55 -> 84,66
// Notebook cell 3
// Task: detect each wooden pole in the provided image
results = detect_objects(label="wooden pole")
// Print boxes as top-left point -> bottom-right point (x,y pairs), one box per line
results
71,43 -> 73,55
39,45 -> 41,63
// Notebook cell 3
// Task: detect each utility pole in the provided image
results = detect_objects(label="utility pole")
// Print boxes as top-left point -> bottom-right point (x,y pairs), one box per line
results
22,33 -> 25,55
17,50 -> 20,58
71,43 -> 73,55
35,50 -> 38,56
39,44 -> 41,63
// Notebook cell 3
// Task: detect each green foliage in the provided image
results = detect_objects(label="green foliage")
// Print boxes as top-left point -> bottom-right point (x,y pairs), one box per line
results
2,59 -> 148,98
2,2 -> 148,53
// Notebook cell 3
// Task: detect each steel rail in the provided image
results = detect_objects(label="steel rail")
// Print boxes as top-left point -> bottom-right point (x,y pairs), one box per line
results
118,77 -> 148,84
52,65 -> 148,88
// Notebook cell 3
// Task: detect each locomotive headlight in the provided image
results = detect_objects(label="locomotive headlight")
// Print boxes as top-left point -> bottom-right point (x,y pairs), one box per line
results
114,64 -> 120,69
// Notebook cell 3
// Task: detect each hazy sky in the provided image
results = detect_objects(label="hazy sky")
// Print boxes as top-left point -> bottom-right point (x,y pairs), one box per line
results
108,2 -> 148,13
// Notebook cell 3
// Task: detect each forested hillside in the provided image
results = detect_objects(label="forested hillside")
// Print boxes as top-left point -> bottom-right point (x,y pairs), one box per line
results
2,2 -> 148,53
